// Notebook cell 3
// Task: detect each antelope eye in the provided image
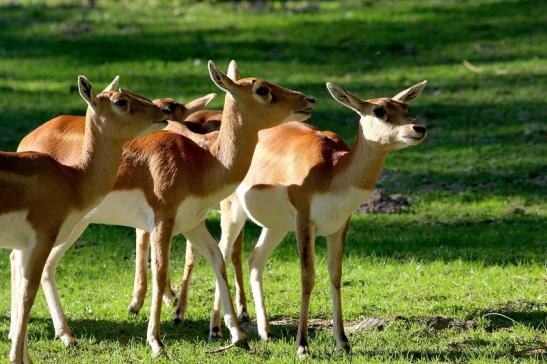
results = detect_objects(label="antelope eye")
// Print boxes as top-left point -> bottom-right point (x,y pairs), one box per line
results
256,86 -> 269,96
114,99 -> 128,107
373,107 -> 386,118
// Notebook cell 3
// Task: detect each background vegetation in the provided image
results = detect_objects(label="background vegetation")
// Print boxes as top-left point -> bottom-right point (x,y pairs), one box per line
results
0,0 -> 545,362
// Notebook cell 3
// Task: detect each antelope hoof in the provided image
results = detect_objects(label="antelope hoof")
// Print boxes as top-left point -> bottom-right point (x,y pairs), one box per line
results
233,338 -> 250,351
172,308 -> 184,325
237,311 -> 251,324
59,333 -> 78,347
128,301 -> 143,315
297,345 -> 309,359
149,339 -> 165,358
9,356 -> 33,364
338,340 -> 351,353
258,327 -> 272,341
162,289 -> 176,306
208,326 -> 223,341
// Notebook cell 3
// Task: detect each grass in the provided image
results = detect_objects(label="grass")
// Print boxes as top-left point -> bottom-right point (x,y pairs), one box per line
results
0,0 -> 545,362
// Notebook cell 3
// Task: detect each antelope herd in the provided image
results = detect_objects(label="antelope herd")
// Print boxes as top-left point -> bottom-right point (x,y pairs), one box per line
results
0,60 -> 427,363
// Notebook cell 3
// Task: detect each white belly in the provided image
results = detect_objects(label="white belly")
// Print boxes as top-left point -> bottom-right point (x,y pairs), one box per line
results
85,190 -> 155,231
0,211 -> 37,250
84,183 -> 239,234
310,187 -> 370,236
237,184 -> 295,230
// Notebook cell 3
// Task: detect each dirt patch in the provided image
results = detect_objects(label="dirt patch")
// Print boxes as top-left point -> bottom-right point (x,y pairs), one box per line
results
513,344 -> 547,357
241,315 -> 478,335
506,206 -> 525,215
347,317 -> 392,332
356,189 -> 410,214
60,23 -> 92,37
427,316 -> 477,331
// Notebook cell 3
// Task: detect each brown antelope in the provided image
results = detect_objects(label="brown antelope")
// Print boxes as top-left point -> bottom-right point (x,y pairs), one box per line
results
1,76 -> 170,364
17,88 -> 217,320
175,80 -> 428,357
15,61 -> 316,356
128,110 -> 224,317
123,114 -> 229,333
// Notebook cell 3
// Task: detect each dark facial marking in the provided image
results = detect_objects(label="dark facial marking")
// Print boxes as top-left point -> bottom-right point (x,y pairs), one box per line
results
373,107 -> 387,118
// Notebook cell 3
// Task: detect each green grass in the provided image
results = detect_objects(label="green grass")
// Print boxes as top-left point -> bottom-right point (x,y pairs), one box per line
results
0,0 -> 545,362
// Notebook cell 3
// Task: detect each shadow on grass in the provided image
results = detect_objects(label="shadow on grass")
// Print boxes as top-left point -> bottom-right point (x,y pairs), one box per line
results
251,314 -> 545,361
477,300 -> 547,331
0,315 -> 214,345
0,1 -> 544,67
200,214 -> 547,267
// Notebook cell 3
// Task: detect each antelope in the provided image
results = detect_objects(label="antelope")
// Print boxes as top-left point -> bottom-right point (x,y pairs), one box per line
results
1,76 -> 171,364
180,110 -> 222,134
175,80 -> 428,357
17,89 -> 218,314
127,110 -> 226,322
15,60 -> 316,356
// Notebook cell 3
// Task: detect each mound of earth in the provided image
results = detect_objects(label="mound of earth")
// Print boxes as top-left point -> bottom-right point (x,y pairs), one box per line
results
356,189 -> 410,214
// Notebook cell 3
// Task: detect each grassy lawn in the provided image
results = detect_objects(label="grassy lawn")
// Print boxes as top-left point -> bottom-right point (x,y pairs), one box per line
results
0,0 -> 545,362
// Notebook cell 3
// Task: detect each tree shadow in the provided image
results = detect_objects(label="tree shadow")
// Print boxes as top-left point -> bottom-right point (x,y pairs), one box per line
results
202,214 -> 546,267
0,315 -> 214,345
475,300 -> 547,331
0,1 -> 544,66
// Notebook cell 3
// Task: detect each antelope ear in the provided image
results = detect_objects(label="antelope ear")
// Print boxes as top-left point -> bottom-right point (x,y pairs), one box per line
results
392,80 -> 427,102
227,60 -> 240,81
78,75 -> 97,109
102,75 -> 120,93
185,93 -> 216,114
326,82 -> 366,114
208,60 -> 237,95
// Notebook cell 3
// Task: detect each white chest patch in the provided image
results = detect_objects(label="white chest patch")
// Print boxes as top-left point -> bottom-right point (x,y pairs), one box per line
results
85,189 -> 155,231
310,187 -> 370,236
0,211 -> 37,250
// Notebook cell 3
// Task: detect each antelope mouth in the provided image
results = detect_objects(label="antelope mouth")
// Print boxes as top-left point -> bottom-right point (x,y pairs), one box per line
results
154,113 -> 172,124
297,108 -> 313,114
402,135 -> 426,143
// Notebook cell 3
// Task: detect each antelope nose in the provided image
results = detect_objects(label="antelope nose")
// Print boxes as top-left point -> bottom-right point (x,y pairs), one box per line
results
161,106 -> 172,114
413,125 -> 427,134
306,97 -> 316,104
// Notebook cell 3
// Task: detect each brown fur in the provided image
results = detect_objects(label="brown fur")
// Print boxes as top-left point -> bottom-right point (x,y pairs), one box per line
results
17,61 -> 315,355
176,81 -> 428,357
3,78 -> 169,363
